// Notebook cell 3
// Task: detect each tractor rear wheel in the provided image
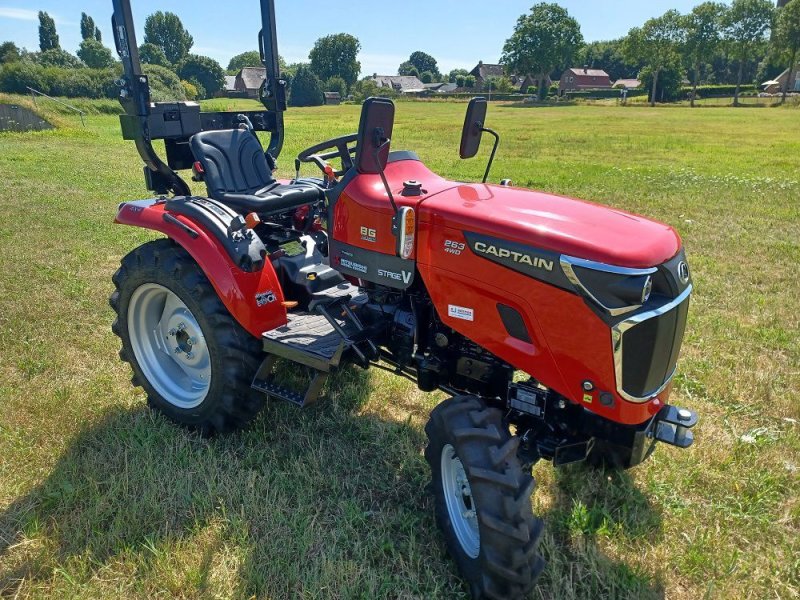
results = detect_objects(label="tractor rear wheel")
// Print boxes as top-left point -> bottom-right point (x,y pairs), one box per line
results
110,239 -> 265,435
424,395 -> 545,599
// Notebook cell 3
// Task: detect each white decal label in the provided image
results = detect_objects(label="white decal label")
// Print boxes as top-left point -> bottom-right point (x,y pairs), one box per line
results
448,305 -> 474,321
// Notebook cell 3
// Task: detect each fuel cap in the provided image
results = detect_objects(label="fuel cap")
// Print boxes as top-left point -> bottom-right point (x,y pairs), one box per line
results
402,180 -> 424,196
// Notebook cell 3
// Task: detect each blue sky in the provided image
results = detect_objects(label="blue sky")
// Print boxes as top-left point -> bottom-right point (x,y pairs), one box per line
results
1,1 -> 718,75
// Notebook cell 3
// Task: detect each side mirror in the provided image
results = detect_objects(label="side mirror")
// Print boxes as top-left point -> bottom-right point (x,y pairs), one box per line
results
356,97 -> 395,174
460,97 -> 488,159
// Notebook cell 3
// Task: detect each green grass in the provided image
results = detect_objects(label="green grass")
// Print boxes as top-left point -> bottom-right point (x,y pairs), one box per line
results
1,95 -> 798,599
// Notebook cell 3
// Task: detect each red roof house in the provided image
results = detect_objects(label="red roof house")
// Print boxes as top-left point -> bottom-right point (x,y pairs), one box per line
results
559,67 -> 613,95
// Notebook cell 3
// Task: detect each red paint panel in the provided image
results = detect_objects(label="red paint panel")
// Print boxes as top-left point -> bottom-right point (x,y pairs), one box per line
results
417,219 -> 663,426
420,183 -> 681,269
115,200 -> 286,338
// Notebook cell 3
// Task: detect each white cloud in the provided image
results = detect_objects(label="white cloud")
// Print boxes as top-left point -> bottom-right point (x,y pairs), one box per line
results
0,7 -> 75,25
0,7 -> 37,21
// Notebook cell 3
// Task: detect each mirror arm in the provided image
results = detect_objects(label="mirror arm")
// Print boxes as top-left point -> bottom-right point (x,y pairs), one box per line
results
481,127 -> 500,184
374,139 -> 399,219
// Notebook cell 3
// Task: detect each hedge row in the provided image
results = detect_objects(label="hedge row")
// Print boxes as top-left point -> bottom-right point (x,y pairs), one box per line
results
565,88 -> 649,99
418,92 -> 531,102
0,61 -> 185,102
679,84 -> 757,96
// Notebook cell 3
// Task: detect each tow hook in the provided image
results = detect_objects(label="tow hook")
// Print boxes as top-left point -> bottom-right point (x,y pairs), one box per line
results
650,405 -> 699,448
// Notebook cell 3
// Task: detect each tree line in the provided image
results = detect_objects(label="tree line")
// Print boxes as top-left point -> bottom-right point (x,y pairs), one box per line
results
0,11 -> 366,106
397,0 -> 799,105
1,2 -> 797,106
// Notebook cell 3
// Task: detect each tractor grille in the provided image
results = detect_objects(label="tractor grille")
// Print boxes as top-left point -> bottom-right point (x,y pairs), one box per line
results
613,287 -> 691,403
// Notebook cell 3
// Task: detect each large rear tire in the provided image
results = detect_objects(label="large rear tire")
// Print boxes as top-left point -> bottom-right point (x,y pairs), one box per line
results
425,395 -> 545,599
110,239 -> 265,435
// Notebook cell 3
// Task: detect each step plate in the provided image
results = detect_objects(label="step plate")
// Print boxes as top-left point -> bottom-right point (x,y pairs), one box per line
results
262,312 -> 346,369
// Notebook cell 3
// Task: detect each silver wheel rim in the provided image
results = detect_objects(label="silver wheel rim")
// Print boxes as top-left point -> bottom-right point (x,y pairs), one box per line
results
127,283 -> 211,409
441,443 -> 481,559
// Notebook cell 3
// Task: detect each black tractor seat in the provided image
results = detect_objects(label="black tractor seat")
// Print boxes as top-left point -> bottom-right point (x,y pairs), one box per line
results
190,128 -> 323,217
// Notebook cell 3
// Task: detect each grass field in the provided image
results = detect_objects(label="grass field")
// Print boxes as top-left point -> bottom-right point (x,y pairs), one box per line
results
0,94 -> 798,599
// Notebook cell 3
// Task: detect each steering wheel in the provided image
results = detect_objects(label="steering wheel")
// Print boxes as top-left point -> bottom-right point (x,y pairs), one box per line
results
297,133 -> 358,178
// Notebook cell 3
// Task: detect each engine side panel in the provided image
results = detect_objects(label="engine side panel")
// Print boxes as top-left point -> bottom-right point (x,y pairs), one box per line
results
115,199 -> 287,337
417,219 -> 665,426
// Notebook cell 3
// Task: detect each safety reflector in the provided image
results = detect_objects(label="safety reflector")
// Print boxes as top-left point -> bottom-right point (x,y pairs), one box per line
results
397,207 -> 415,260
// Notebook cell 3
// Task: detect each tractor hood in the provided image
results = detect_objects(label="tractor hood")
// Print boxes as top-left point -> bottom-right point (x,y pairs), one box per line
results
419,183 -> 681,268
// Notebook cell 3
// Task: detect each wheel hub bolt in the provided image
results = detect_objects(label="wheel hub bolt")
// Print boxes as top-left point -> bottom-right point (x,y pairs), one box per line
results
186,352 -> 194,359
187,337 -> 197,346
174,346 -> 181,354
463,509 -> 476,519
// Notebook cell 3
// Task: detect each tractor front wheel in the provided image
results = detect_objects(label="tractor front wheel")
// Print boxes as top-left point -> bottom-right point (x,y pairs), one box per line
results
110,239 -> 265,435
425,395 -> 545,599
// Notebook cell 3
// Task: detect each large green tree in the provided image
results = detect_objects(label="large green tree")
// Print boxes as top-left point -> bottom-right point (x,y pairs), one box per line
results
77,39 -> 116,69
38,12 -> 59,52
80,13 -> 101,42
447,68 -> 469,83
0,42 -> 21,65
308,33 -> 361,89
773,0 -> 800,102
579,39 -> 641,80
138,43 -> 170,67
227,51 -> 261,72
290,64 -> 323,106
178,54 -> 225,98
397,61 -> 419,77
623,10 -> 684,106
501,3 -> 584,98
683,2 -> 727,106
406,51 -> 440,79
144,11 -> 194,65
723,0 -> 774,105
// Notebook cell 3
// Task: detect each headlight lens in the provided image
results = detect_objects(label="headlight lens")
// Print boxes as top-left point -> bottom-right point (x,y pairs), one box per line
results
561,257 -> 657,316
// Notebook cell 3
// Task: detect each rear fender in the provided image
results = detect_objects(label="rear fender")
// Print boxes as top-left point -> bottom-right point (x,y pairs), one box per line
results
115,198 -> 287,337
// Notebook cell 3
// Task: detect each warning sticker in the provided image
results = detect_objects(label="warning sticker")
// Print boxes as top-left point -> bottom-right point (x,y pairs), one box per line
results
448,305 -> 474,322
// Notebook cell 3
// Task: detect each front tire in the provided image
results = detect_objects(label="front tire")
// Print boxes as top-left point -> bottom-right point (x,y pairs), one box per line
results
110,239 -> 265,435
425,395 -> 545,599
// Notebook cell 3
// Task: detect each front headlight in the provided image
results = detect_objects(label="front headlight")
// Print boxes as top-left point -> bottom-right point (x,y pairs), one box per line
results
560,256 -> 657,316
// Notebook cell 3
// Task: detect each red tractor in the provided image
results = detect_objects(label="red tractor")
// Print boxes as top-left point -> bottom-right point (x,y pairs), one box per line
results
109,1 -> 697,597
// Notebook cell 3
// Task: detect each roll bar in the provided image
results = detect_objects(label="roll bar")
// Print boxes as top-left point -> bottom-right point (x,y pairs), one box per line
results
111,0 -> 286,195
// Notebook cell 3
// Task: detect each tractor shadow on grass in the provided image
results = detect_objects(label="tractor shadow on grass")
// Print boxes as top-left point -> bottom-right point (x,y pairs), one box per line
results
533,463 -> 667,599
0,367 -> 663,599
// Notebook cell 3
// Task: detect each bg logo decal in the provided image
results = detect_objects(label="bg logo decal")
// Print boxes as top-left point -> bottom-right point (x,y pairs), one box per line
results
360,226 -> 377,243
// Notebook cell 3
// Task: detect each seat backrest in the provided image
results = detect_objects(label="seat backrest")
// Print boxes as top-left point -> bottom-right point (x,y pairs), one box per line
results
190,129 -> 274,199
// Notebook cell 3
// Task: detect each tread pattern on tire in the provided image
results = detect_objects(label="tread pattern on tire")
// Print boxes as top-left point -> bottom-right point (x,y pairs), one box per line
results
110,239 -> 265,435
425,395 -> 546,599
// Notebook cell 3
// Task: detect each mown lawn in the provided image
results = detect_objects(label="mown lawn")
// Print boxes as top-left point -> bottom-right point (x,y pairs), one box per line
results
0,95 -> 798,599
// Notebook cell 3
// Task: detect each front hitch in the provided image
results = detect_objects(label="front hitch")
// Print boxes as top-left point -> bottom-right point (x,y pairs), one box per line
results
651,404 -> 699,448
627,404 -> 698,467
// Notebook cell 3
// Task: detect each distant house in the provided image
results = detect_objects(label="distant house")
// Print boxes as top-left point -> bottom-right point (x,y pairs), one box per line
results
469,62 -> 506,88
235,67 -> 266,99
423,82 -> 458,93
762,65 -> 800,94
469,62 -> 549,93
613,79 -> 641,90
559,67 -> 613,95
323,91 -> 341,105
367,74 -> 426,94
217,75 -> 237,98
